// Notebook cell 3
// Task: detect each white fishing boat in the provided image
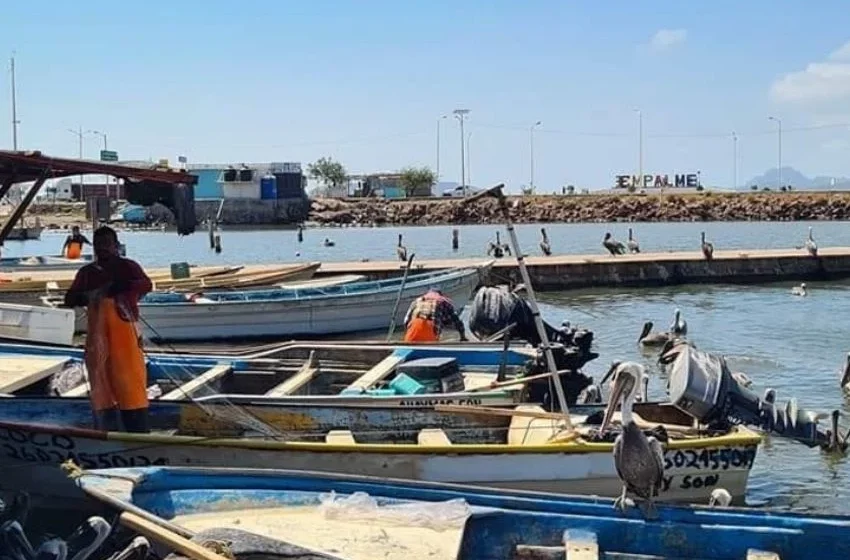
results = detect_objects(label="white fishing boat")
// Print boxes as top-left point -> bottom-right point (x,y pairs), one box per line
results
0,302 -> 75,345
136,264 -> 490,341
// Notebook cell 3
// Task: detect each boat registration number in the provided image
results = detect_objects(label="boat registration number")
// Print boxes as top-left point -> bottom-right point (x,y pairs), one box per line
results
0,426 -> 169,469
398,397 -> 484,407
663,446 -> 757,471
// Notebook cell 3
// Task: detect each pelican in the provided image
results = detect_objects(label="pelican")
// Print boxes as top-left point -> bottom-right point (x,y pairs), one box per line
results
539,228 -> 552,256
577,383 -> 602,404
396,234 -> 407,261
731,371 -> 753,388
762,387 -> 776,405
627,228 -> 640,253
35,539 -> 68,560
636,372 -> 649,403
791,283 -> 807,296
805,227 -> 817,257
638,321 -> 673,347
105,537 -> 149,560
841,353 -> 850,394
487,232 -> 511,258
670,309 -> 687,336
701,232 -> 714,260
599,362 -> 664,518
603,232 -> 626,255
708,488 -> 732,508
2,520 -> 35,560
65,517 -> 111,560
323,238 -> 335,247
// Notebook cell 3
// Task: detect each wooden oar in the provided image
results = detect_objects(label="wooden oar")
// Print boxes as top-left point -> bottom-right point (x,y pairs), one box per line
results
119,512 -> 232,560
467,370 -> 571,393
386,253 -> 415,341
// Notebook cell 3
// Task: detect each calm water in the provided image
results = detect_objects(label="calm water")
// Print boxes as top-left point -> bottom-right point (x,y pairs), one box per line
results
6,222 -> 850,515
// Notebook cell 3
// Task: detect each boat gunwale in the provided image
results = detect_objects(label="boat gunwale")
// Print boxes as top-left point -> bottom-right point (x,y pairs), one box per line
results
0,419 -> 763,455
139,265 -> 485,307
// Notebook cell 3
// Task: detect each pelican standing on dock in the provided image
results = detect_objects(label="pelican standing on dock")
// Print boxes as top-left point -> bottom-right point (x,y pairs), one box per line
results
805,227 -> 818,257
539,227 -> 552,256
627,228 -> 640,253
396,234 -> 408,261
701,232 -> 714,261
599,362 -> 664,517
603,232 -> 626,255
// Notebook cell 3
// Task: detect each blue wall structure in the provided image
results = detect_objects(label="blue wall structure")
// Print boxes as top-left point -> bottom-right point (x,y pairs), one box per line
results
190,169 -> 224,200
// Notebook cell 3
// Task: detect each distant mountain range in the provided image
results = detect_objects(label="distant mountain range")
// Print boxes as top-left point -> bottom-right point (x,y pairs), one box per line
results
744,167 -> 850,190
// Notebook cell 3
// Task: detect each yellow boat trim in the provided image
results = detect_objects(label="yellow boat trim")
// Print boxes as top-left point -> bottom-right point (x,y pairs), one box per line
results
106,426 -> 763,455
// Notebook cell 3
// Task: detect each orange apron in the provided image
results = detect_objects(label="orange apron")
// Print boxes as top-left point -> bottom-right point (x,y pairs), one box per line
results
84,297 -> 148,412
65,242 -> 82,259
404,316 -> 439,343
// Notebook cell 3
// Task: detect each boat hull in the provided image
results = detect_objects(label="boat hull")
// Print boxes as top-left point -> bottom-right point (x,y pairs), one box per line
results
138,267 -> 484,341
0,420 -> 758,509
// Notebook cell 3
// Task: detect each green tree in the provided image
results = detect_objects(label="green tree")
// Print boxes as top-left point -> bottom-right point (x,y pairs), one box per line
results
308,157 -> 348,196
398,166 -> 436,197
750,185 -> 758,191
566,184 -> 575,195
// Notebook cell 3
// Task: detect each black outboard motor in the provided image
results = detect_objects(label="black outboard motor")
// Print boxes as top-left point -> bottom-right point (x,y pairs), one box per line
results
468,286 -> 599,410
667,342 -> 846,451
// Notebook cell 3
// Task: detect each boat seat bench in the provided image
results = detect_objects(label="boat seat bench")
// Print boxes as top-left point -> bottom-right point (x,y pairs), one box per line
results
417,428 -> 452,446
161,364 -> 233,400
325,430 -> 356,445
265,351 -> 320,397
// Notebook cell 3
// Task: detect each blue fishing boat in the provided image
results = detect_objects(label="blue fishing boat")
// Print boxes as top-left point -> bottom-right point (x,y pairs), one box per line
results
135,263 -> 491,341
75,466 -> 850,560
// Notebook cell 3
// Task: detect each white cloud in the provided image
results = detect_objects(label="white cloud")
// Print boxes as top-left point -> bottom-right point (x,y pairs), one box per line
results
648,29 -> 687,52
771,40 -> 850,105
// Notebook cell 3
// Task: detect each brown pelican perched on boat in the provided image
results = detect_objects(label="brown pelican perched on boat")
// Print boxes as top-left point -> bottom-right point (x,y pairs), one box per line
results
670,308 -> 687,336
539,228 -> 552,256
627,228 -> 640,253
603,232 -> 626,255
396,234 -> 408,261
701,232 -> 714,261
599,362 -> 664,518
577,383 -> 603,404
805,226 -> 818,257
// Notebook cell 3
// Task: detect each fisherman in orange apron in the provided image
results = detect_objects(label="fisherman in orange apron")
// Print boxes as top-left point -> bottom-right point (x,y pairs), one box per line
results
63,226 -> 152,433
62,226 -> 91,259
403,288 -> 468,343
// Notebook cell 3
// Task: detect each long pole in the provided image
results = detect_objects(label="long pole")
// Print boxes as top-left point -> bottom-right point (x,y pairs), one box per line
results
462,185 -> 571,418
732,131 -> 737,190
530,121 -> 541,192
436,116 -> 446,186
636,109 -> 643,189
10,54 -> 18,150
466,131 -> 472,187
769,116 -> 782,188
453,109 -> 470,195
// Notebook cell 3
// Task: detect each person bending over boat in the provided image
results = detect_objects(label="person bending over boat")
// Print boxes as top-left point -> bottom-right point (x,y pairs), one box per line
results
63,226 -> 152,433
62,226 -> 91,259
403,288 -> 467,342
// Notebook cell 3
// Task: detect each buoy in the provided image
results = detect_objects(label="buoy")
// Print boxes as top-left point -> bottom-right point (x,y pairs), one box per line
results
452,229 -> 459,251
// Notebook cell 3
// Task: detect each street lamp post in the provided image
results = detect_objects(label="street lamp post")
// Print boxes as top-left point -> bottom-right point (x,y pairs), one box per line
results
10,53 -> 19,151
530,121 -> 541,193
635,109 -> 643,189
466,131 -> 472,187
768,116 -> 782,189
435,115 -> 446,187
89,130 -> 109,198
67,127 -> 88,196
453,109 -> 470,195
732,132 -> 738,190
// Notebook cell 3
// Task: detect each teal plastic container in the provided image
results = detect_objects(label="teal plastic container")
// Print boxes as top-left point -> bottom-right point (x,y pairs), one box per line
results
389,373 -> 426,395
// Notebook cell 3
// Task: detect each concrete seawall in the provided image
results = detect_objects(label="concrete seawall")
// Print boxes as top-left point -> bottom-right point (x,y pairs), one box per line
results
315,247 -> 850,290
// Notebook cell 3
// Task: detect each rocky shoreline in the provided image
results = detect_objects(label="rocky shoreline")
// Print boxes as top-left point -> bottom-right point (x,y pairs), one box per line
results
17,192 -> 850,230
308,192 -> 850,226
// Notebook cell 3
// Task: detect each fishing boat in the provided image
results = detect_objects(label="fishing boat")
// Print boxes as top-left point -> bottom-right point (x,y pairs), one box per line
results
133,263 -> 490,341
0,302 -> 75,345
0,253 -> 94,273
76,466 -> 850,560
0,340 -> 533,408
0,378 -> 760,509
6,224 -> 43,241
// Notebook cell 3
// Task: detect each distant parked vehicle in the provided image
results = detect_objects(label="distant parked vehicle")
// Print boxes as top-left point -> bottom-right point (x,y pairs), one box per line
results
443,185 -> 480,197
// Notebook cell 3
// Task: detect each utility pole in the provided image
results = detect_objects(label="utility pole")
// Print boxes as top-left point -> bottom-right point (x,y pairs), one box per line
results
68,127 -> 89,196
90,130 -> 109,198
436,115 -> 446,188
732,131 -> 738,190
10,53 -> 19,150
466,131 -> 472,187
635,109 -> 643,189
530,121 -> 541,193
453,109 -> 470,195
769,116 -> 782,188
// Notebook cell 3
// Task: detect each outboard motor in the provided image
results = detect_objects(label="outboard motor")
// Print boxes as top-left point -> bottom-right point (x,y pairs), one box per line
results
667,342 -> 847,451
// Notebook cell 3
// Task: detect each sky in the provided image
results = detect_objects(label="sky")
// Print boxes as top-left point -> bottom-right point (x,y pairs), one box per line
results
2,0 -> 850,192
